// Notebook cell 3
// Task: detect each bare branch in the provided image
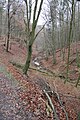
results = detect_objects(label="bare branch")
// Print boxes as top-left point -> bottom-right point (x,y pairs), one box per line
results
34,22 -> 47,40
36,0 -> 44,26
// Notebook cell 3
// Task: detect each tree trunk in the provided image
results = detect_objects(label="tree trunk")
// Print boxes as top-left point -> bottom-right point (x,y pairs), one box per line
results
23,0 -> 43,75
6,0 -> 10,52
65,0 -> 74,83
23,42 -> 32,75
6,30 -> 10,52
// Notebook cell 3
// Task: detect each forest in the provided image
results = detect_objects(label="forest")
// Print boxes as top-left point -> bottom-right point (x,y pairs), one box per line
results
0,0 -> 80,120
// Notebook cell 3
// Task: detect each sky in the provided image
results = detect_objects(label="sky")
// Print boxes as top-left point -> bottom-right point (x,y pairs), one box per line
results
32,0 -> 49,25
5,0 -> 48,25
38,0 -> 49,25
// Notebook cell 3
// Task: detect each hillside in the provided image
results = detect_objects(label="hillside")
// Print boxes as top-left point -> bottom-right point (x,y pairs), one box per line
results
0,41 -> 80,120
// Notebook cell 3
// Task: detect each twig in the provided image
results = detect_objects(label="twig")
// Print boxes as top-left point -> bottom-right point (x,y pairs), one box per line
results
53,82 -> 69,120
55,92 -> 69,120
59,93 -> 80,100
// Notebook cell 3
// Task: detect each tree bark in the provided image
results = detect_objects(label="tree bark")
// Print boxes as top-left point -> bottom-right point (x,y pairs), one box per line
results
6,0 -> 10,52
23,42 -> 32,74
23,0 -> 44,75
65,0 -> 74,83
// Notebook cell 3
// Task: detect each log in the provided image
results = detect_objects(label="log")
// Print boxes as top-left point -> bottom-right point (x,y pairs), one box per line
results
29,66 -> 55,77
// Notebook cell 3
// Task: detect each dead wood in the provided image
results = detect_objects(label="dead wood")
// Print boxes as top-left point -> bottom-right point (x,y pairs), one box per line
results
43,90 -> 59,120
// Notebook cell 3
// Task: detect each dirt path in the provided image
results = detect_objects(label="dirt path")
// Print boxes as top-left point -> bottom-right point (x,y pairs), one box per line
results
0,63 -> 52,120
0,67 -> 41,120
0,73 -> 18,119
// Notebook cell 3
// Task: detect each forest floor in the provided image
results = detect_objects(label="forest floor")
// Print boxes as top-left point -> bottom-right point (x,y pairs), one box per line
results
0,42 -> 80,120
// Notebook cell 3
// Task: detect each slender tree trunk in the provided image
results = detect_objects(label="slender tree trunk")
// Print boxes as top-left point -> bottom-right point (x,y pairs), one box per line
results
50,3 -> 56,64
78,2 -> 80,41
66,6 -> 69,47
65,0 -> 74,83
6,27 -> 10,52
23,42 -> 32,74
23,0 -> 43,75
6,0 -> 10,52
52,33 -> 56,64
0,6 -> 3,36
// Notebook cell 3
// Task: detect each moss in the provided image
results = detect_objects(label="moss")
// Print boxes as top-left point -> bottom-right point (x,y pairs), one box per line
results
77,112 -> 80,120
9,61 -> 23,69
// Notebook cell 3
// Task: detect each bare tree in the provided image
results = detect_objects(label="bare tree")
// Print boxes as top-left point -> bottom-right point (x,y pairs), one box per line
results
6,0 -> 21,52
6,0 -> 10,52
65,0 -> 75,83
23,0 -> 44,75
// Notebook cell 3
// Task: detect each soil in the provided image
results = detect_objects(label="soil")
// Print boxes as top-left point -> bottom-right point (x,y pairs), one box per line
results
0,42 -> 80,120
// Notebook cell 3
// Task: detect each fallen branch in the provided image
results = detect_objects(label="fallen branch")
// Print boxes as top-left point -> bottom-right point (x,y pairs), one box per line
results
29,66 -> 55,77
46,89 -> 69,120
59,93 -> 80,100
42,81 -> 68,120
43,90 -> 59,120
60,58 -> 76,71
69,58 -> 76,65
46,102 -> 52,116
10,61 -> 71,83
9,61 -> 56,77
53,82 -> 69,120
55,92 -> 68,120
